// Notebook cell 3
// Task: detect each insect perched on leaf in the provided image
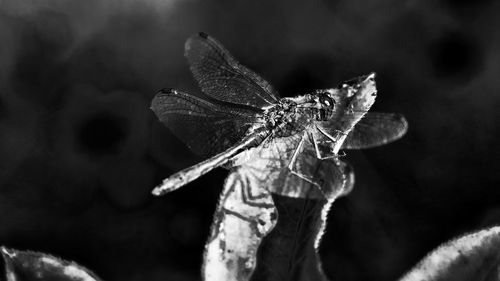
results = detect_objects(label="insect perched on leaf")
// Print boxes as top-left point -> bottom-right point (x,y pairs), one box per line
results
151,32 -> 408,280
151,32 -> 408,198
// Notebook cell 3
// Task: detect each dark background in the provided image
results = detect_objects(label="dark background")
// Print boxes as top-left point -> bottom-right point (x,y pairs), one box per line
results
0,0 -> 499,280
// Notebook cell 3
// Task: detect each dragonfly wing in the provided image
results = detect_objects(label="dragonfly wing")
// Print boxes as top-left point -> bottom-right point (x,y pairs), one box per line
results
316,110 -> 372,135
185,32 -> 280,108
151,88 -> 262,157
312,111 -> 371,156
341,112 -> 408,149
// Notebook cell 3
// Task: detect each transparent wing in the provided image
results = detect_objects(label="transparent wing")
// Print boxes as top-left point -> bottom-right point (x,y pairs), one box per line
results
185,32 -> 280,109
151,88 -> 262,157
314,110 -> 371,142
341,112 -> 408,149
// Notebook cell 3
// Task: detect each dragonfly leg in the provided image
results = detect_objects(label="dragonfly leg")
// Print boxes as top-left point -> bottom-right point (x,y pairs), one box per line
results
312,128 -> 348,159
311,131 -> 335,160
286,132 -> 325,196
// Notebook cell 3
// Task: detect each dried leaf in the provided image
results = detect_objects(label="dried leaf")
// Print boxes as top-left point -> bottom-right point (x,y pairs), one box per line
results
203,159 -> 354,281
203,168 -> 278,281
399,226 -> 500,281
249,194 -> 330,281
1,247 -> 102,281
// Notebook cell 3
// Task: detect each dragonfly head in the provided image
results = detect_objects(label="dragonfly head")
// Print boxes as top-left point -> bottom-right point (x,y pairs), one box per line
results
310,92 -> 337,121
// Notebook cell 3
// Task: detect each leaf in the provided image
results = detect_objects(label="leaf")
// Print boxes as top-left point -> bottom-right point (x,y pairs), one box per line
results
203,168 -> 278,281
203,158 -> 354,281
249,165 -> 353,281
399,226 -> 500,281
249,194 -> 330,281
1,247 -> 102,281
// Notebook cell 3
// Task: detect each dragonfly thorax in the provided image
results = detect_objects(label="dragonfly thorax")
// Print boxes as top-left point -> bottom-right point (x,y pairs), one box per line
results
262,100 -> 302,138
263,93 -> 335,138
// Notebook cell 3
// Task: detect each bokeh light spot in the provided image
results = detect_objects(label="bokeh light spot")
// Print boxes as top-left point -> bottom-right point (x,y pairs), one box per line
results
280,53 -> 335,95
77,113 -> 129,154
0,97 -> 6,120
428,31 -> 483,81
444,0 -> 494,14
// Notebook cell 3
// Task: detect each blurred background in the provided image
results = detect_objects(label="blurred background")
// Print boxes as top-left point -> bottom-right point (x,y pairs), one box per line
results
0,0 -> 499,280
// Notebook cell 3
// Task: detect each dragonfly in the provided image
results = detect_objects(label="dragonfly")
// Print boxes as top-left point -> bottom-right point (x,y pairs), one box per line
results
151,32 -> 408,198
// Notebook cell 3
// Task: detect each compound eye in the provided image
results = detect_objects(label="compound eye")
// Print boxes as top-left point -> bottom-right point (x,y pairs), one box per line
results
319,93 -> 335,109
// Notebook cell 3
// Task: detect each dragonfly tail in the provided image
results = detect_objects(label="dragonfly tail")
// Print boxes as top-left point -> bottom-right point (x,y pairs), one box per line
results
152,131 -> 268,196
152,178 -> 185,196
